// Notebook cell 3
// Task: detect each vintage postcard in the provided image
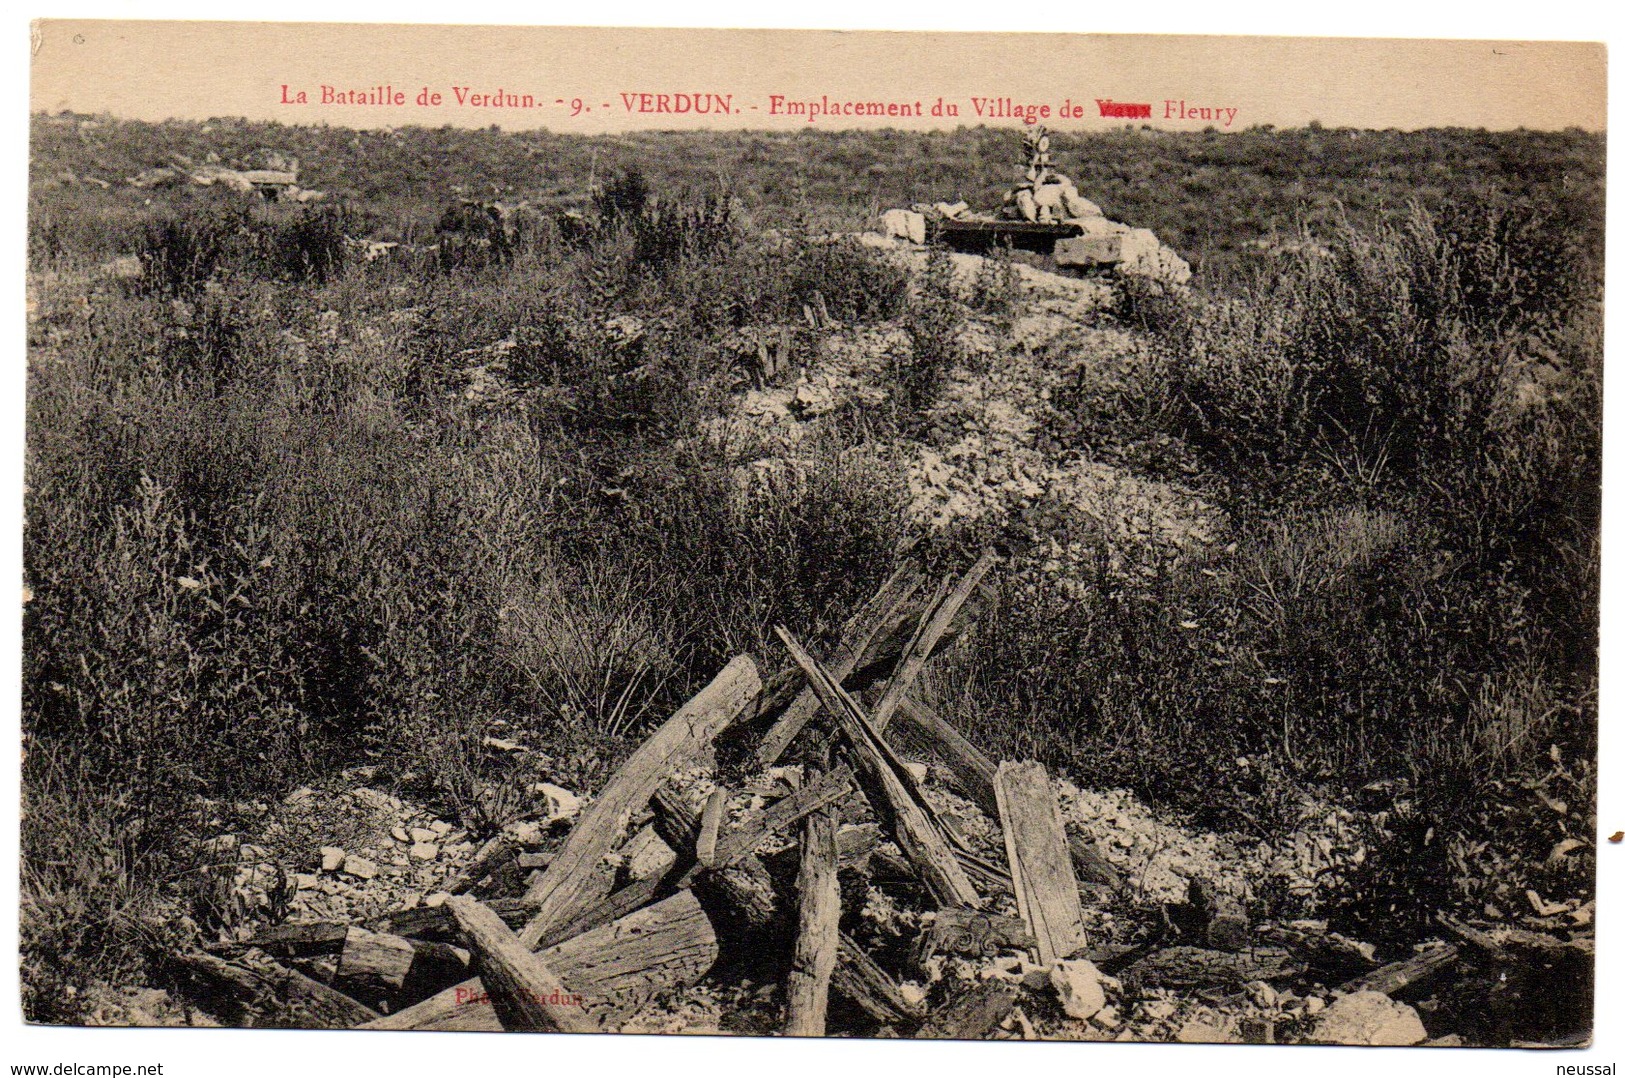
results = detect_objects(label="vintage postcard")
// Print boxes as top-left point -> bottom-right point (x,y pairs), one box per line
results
22,16 -> 1606,1062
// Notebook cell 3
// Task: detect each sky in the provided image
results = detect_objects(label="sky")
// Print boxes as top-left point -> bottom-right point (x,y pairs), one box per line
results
29,20 -> 1606,134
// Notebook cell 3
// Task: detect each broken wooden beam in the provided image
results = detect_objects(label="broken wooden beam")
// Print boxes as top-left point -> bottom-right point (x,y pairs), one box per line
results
776,627 -> 980,909
890,695 -> 1123,895
832,933 -> 926,1025
336,926 -> 470,1003
444,895 -> 595,1033
892,695 -> 996,813
757,565 -> 923,765
176,950 -> 381,1028
361,890 -> 718,1032
245,921 -> 350,957
650,785 -> 779,938
870,550 -> 997,735
1341,944 -> 1460,997
517,655 -> 760,947
711,764 -> 854,869
783,803 -> 841,1036
1119,945 -> 1303,993
995,761 -> 1087,965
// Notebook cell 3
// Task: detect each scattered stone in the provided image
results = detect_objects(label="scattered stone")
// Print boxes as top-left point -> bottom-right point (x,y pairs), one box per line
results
293,873 -> 320,891
341,855 -> 378,880
1244,980 -> 1278,1009
1139,999 -> 1177,1020
391,825 -> 410,843
429,820 -> 453,836
535,782 -> 581,823
504,820 -> 546,847
410,827 -> 437,844
409,842 -> 439,861
423,892 -> 449,908
483,736 -> 524,753
1309,991 -> 1427,1046
319,847 -> 345,872
1049,958 -> 1109,1020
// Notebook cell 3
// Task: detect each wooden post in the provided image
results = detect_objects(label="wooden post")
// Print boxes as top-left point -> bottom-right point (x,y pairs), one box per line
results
783,804 -> 841,1036
444,896 -> 595,1033
518,655 -> 760,947
995,760 -> 1087,965
363,891 -> 717,1032
776,627 -> 980,909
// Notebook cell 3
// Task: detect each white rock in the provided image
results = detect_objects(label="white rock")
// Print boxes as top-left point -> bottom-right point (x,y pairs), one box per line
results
504,820 -> 546,847
536,783 -> 581,823
293,873 -> 320,891
409,842 -> 439,861
1049,958 -> 1109,1020
341,854 -> 378,879
410,827 -> 437,844
898,982 -> 928,1007
390,825 -> 410,843
429,820 -> 453,836
319,846 -> 345,872
1310,991 -> 1427,1046
901,759 -> 929,785
423,891 -> 450,908
1140,999 -> 1177,1021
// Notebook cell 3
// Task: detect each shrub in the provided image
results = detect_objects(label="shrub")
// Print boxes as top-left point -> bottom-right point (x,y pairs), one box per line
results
898,245 -> 961,413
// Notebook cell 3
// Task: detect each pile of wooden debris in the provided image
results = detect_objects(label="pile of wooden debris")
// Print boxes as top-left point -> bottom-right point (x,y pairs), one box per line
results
177,553 -> 1594,1044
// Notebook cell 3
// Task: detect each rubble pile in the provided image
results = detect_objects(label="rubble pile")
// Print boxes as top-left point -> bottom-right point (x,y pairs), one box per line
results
880,127 -> 1191,285
163,557 -> 1588,1043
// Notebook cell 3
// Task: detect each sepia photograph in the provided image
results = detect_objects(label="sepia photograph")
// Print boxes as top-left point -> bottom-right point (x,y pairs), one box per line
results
18,12 -> 1611,1070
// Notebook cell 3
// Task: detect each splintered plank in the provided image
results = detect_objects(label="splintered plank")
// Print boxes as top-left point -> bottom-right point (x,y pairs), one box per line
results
757,565 -> 924,765
517,654 -> 760,947
783,804 -> 841,1036
776,627 -> 979,909
995,761 -> 1087,965
711,764 -> 854,868
870,550 -> 998,735
360,890 -> 717,1032
891,697 -> 1124,895
444,896 -> 595,1033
